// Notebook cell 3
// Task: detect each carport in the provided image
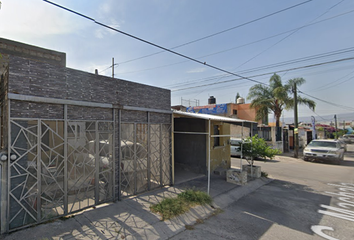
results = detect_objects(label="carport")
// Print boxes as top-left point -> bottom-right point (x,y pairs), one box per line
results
173,111 -> 257,193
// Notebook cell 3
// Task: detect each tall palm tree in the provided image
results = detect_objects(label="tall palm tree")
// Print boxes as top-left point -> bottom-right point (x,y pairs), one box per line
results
247,73 -> 316,140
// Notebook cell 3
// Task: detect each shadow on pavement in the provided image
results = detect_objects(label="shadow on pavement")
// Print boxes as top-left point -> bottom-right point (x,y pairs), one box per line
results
3,174 -> 241,240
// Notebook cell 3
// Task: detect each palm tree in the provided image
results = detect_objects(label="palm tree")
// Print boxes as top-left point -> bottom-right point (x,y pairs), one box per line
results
247,73 -> 316,140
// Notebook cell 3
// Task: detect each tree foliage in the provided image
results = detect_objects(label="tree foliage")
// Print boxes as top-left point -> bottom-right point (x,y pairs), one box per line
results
247,74 -> 316,128
242,135 -> 281,165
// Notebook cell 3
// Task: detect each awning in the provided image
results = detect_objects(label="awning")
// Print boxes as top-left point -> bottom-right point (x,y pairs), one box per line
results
173,110 -> 257,124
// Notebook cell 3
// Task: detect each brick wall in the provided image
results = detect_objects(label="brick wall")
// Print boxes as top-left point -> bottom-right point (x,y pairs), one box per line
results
8,56 -> 171,110
0,38 -> 66,67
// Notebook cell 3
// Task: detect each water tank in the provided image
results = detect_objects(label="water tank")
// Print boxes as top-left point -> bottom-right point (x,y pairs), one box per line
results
236,97 -> 245,104
208,96 -> 216,104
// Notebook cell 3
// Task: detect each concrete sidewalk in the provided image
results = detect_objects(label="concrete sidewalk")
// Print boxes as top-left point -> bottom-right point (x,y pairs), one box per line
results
2,175 -> 272,240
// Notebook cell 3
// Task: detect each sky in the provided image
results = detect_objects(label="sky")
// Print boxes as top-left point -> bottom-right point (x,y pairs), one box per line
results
1,0 -> 354,124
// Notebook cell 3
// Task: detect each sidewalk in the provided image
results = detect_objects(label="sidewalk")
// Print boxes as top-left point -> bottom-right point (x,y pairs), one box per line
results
281,149 -> 303,158
2,175 -> 272,240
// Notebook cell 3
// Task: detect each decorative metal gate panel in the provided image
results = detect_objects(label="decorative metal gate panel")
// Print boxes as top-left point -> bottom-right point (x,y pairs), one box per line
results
161,124 -> 172,185
150,124 -> 161,189
120,122 -> 172,197
9,120 -> 39,229
8,119 -> 113,230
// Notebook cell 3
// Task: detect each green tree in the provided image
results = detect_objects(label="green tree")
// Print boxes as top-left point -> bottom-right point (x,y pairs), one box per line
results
247,73 -> 316,140
242,135 -> 281,163
235,92 -> 241,103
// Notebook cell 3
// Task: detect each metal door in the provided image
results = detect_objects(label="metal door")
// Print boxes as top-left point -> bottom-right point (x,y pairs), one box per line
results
7,119 -> 114,230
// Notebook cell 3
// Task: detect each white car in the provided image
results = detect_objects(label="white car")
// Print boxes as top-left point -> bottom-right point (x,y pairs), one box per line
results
230,138 -> 242,157
303,139 -> 345,164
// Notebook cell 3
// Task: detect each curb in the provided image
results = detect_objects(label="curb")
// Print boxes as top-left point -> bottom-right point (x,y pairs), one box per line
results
126,177 -> 273,240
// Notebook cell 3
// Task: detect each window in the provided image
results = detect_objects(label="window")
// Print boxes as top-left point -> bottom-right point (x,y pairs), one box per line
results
213,125 -> 220,147
233,110 -> 237,115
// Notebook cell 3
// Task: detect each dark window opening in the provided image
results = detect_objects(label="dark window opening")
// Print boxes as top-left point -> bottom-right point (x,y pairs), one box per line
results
214,125 -> 220,147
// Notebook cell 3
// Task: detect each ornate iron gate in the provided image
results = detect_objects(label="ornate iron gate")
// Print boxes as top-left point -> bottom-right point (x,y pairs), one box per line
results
8,119 -> 114,230
120,123 -> 172,197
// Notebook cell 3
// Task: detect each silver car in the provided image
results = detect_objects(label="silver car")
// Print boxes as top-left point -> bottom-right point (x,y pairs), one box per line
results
303,139 -> 345,164
339,134 -> 354,144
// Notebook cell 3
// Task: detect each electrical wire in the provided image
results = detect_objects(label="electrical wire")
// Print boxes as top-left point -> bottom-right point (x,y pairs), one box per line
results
113,0 -> 314,66
298,90 -> 354,111
112,9 -> 354,76
171,57 -> 354,91
43,0 -> 286,86
233,0 -> 345,71
165,46 -> 354,89
193,0 -> 346,98
309,70 -> 354,92
43,1 -> 354,117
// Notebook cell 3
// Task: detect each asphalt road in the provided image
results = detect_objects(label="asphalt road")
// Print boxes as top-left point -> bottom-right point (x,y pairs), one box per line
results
171,144 -> 354,240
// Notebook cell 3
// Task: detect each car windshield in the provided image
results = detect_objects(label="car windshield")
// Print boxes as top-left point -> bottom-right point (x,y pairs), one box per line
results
308,141 -> 337,148
230,140 -> 241,146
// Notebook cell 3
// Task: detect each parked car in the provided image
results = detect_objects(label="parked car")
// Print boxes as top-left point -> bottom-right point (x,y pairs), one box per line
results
303,139 -> 345,164
230,138 -> 242,157
337,139 -> 347,152
339,134 -> 354,144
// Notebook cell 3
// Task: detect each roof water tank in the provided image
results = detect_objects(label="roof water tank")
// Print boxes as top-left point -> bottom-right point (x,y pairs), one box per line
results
236,97 -> 245,104
208,96 -> 216,104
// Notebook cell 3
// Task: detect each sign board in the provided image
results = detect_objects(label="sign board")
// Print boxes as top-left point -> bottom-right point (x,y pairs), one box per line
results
186,103 -> 227,114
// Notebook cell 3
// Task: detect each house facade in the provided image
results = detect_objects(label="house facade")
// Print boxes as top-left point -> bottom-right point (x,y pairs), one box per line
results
0,38 -> 172,232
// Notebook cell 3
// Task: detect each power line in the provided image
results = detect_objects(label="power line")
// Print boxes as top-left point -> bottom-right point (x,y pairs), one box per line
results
165,46 -> 354,88
43,0 -> 266,86
232,0 -> 345,71
112,9 -> 354,76
43,0 -> 354,116
193,0 -> 347,99
298,90 -> 354,111
171,57 -> 354,91
113,0 -> 314,66
309,70 -> 354,92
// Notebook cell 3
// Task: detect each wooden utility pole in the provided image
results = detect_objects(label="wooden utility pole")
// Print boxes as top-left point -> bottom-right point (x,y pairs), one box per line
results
334,115 -> 338,139
293,82 -> 299,158
112,57 -> 114,78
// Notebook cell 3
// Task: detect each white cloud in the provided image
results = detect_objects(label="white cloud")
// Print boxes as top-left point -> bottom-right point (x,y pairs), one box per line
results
0,0 -> 88,40
187,67 -> 206,73
94,19 -> 120,39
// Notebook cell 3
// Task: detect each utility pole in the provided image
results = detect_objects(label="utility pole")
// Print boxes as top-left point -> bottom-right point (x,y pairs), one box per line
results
311,116 -> 316,140
334,115 -> 338,139
343,120 -> 345,130
293,82 -> 299,158
112,57 -> 114,78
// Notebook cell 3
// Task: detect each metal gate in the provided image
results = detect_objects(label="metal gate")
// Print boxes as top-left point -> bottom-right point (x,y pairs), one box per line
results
120,123 -> 171,197
8,119 -> 114,230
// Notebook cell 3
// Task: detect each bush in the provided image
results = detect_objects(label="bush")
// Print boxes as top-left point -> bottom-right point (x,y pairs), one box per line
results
178,189 -> 212,205
242,135 -> 281,164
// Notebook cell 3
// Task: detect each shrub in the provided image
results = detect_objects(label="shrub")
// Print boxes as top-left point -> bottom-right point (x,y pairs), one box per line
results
242,135 -> 281,166
150,189 -> 212,220
178,189 -> 212,205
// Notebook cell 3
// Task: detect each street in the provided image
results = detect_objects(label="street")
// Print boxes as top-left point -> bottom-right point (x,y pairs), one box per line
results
171,144 -> 354,240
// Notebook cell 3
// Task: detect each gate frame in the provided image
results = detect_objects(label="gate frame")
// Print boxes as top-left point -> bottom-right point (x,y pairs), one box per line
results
1,94 -> 172,233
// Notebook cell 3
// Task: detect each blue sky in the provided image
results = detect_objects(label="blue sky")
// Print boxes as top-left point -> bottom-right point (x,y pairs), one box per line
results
1,0 -> 354,123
